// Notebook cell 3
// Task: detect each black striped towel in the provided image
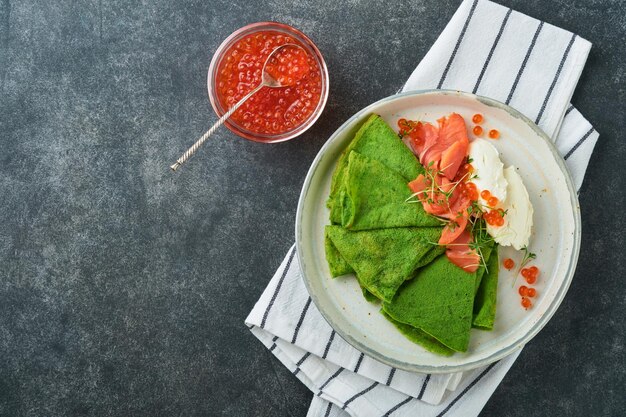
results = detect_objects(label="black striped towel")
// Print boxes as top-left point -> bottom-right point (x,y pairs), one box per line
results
246,1 -> 598,416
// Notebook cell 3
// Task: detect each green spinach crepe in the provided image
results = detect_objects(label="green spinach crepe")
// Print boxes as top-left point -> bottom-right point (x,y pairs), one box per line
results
324,229 -> 354,277
341,152 -> 441,230
359,246 -> 445,303
473,247 -> 500,330
382,255 -> 477,353
473,241 -> 495,294
381,244 -> 499,356
382,311 -> 454,356
325,225 -> 441,303
327,114 -> 423,224
325,150 -> 441,280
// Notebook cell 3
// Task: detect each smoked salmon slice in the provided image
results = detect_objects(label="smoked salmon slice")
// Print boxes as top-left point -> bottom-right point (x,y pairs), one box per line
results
439,213 -> 469,245
445,229 -> 480,273
420,113 -> 470,179
402,113 -> 477,273
408,174 -> 428,195
403,121 -> 439,164
446,250 -> 480,273
438,113 -> 470,149
409,174 -> 454,217
440,139 -> 467,181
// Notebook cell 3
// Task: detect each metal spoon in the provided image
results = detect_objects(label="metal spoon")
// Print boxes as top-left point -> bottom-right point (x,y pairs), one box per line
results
170,43 -> 306,171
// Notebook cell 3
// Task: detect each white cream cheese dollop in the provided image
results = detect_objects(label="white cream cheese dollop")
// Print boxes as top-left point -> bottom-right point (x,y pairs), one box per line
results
468,139 -> 533,250
468,139 -> 508,205
487,166 -> 534,250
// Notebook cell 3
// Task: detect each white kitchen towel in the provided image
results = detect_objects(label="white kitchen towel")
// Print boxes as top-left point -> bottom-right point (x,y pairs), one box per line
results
245,0 -> 599,416
247,248 -> 522,416
247,248 -> 471,407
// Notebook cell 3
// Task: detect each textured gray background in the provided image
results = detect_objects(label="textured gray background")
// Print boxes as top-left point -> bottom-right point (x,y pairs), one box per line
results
0,0 -> 624,416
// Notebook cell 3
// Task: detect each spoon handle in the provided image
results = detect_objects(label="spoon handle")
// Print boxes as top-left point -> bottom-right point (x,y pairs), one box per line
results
170,83 -> 264,171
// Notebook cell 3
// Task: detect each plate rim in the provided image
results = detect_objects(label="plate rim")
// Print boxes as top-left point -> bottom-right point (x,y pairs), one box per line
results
295,89 -> 582,373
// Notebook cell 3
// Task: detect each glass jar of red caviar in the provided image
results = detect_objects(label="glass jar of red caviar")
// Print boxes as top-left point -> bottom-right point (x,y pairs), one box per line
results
207,22 -> 329,143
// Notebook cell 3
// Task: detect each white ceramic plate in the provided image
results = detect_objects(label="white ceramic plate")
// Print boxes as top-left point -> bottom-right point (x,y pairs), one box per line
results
295,90 -> 581,374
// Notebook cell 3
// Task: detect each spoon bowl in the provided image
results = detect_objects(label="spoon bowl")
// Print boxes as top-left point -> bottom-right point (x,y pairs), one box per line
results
262,44 -> 310,87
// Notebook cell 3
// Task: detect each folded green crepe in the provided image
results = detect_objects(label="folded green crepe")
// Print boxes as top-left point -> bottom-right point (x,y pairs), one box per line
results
328,114 -> 423,224
382,255 -> 477,353
325,149 -> 443,280
341,152 -> 441,230
474,241 -> 496,294
472,247 -> 499,330
381,310 -> 454,356
415,246 -> 447,271
357,246 -> 446,304
324,231 -> 354,277
324,222 -> 376,301
325,225 -> 441,303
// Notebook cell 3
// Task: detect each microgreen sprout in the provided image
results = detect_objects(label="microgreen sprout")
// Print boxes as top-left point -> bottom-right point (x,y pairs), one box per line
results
512,246 -> 537,287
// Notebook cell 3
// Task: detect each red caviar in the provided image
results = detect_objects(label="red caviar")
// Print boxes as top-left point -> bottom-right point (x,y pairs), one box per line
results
462,181 -> 479,201
398,118 -> 417,137
519,285 -> 529,296
473,125 -> 483,136
521,297 -> 532,309
472,114 -> 483,124
488,129 -> 500,139
264,46 -> 311,86
457,162 -> 474,180
503,258 -> 515,269
485,208 -> 505,226
215,30 -> 322,135
480,190 -> 491,200
521,266 -> 539,284
527,287 -> 537,298
487,196 -> 499,207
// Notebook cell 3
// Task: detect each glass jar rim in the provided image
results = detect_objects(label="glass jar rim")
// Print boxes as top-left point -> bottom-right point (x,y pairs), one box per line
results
207,22 -> 329,143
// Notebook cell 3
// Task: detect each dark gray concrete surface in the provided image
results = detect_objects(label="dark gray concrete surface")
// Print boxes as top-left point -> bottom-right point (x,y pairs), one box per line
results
0,0 -> 624,416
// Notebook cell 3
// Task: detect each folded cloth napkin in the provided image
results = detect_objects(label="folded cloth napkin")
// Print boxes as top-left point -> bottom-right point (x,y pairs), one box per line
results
246,0 -> 599,416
